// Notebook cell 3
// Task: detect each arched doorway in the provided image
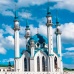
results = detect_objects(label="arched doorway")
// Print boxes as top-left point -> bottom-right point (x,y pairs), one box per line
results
42,56 -> 45,71
24,58 -> 27,71
28,58 -> 30,71
54,56 -> 58,69
37,56 -> 40,71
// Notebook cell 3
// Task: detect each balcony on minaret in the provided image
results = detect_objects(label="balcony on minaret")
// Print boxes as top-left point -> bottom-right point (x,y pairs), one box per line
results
55,28 -> 61,35
25,26 -> 30,38
14,23 -> 20,31
46,6 -> 52,27
46,17 -> 52,27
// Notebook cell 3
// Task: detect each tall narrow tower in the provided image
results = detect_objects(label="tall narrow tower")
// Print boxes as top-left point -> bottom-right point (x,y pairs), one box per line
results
46,3 -> 54,72
14,8 -> 20,58
13,6 -> 20,71
46,4 -> 53,55
55,15 -> 63,73
25,19 -> 30,44
55,15 -> 61,56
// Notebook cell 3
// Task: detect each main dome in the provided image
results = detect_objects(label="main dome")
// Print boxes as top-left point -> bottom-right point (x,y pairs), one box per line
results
33,34 -> 46,44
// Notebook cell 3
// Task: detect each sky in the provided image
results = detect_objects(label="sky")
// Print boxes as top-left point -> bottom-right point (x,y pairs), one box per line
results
0,0 -> 74,69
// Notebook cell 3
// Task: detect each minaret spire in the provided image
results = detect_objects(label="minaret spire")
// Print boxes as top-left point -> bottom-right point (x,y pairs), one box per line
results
47,0 -> 51,17
14,4 -> 18,21
25,19 -> 30,30
56,10 -> 60,26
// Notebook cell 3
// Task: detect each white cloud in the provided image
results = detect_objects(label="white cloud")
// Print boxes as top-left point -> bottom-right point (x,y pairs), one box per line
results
61,22 -> 74,45
6,36 -> 14,45
39,25 -> 47,36
17,0 -> 47,7
52,0 -> 74,12
17,0 -> 62,7
0,0 -> 12,4
8,58 -> 14,62
30,25 -> 37,36
0,45 -> 6,54
2,24 -> 14,35
2,10 -> 14,17
66,47 -> 74,51
0,0 -> 65,17
19,12 -> 32,19
63,52 -> 74,58
2,58 -> 14,63
0,0 -> 14,16
64,64 -> 74,69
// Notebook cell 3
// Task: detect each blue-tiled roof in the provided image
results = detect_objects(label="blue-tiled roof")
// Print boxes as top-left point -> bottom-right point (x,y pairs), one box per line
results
28,34 -> 46,45
21,33 -> 60,57
34,48 -> 48,56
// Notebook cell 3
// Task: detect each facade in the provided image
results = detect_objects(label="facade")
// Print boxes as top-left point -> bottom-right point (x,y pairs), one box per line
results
0,4 -> 63,74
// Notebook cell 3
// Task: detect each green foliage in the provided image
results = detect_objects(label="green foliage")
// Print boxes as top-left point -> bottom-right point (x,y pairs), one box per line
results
64,68 -> 74,71
0,64 -> 8,67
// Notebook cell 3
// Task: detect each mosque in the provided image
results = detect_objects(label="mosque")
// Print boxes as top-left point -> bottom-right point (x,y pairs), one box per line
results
0,3 -> 63,74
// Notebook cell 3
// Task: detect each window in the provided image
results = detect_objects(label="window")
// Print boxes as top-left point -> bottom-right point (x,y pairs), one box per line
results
28,58 -> 30,71
49,20 -> 51,23
43,42 -> 45,48
37,57 -> 40,71
42,56 -> 45,71
24,58 -> 27,71
3,69 -> 5,71
54,56 -> 57,69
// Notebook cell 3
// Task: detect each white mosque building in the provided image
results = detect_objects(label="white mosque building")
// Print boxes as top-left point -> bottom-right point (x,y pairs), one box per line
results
0,3 -> 63,74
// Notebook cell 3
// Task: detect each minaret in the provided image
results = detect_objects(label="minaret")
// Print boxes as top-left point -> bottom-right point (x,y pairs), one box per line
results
46,2 -> 54,72
55,14 -> 61,56
55,14 -> 63,73
14,7 -> 20,58
46,3 -> 53,55
30,37 -> 35,57
25,19 -> 30,43
13,6 -> 20,71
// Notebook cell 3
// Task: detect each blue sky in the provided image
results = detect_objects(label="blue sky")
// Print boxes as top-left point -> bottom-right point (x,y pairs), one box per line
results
0,0 -> 74,69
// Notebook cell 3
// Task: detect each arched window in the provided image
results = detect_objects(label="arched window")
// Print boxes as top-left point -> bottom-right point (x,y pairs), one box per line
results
42,56 -> 45,71
43,42 -> 45,48
54,56 -> 57,69
37,42 -> 40,47
24,58 -> 27,71
28,58 -> 30,71
37,57 -> 40,71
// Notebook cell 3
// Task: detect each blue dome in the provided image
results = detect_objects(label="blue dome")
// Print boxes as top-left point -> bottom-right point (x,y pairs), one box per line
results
27,34 -> 48,46
32,34 -> 46,44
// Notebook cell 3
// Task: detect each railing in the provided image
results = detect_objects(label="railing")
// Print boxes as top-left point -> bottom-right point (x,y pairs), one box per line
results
0,72 -> 60,74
